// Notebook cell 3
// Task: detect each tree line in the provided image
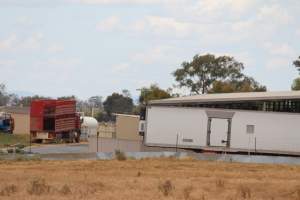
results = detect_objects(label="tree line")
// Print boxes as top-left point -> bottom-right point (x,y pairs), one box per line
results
1,53 -> 300,121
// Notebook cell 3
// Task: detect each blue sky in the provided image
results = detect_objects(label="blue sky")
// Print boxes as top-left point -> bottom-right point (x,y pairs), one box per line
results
0,0 -> 299,100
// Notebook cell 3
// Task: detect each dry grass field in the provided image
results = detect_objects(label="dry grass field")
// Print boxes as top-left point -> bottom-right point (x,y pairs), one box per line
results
0,158 -> 300,200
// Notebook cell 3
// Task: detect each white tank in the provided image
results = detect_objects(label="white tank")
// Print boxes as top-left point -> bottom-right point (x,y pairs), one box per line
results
81,116 -> 98,139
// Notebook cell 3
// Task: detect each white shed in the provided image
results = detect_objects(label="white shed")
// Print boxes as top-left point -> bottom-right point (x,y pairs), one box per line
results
142,91 -> 300,155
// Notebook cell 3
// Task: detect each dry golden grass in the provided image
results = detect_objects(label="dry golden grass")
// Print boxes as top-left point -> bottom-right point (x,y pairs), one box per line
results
0,158 -> 300,199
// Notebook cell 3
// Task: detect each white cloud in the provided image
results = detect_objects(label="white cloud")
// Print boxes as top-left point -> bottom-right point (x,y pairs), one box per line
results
257,4 -> 293,25
195,0 -> 256,14
190,0 -> 258,22
47,44 -> 64,53
263,42 -> 297,72
263,43 -> 296,57
215,51 -> 255,68
131,16 -> 201,38
0,33 -> 17,51
131,45 -> 174,64
76,0 -> 178,5
31,58 -> 82,82
0,59 -> 16,68
112,63 -> 130,73
229,4 -> 294,43
131,20 -> 146,32
16,16 -> 33,26
266,58 -> 292,70
35,58 -> 81,70
0,0 -> 67,7
145,16 -> 191,37
0,32 -> 43,51
20,32 -> 44,50
96,16 -> 120,32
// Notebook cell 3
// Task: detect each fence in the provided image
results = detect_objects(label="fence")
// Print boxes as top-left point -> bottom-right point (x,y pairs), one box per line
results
98,122 -> 116,138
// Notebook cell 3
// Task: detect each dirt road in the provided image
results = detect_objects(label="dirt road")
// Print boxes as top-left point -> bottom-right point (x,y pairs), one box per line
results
0,158 -> 300,200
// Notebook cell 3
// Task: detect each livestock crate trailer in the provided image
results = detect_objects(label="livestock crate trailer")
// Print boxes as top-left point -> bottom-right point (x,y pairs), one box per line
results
139,91 -> 300,156
30,99 -> 81,143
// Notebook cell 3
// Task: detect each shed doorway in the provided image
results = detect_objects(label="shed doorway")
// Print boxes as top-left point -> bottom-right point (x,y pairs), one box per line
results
207,118 -> 232,147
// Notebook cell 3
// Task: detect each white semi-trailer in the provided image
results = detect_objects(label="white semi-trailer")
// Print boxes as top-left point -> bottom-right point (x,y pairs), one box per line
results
141,91 -> 300,155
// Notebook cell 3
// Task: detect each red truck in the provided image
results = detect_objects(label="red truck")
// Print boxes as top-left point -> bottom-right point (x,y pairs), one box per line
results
30,99 -> 81,143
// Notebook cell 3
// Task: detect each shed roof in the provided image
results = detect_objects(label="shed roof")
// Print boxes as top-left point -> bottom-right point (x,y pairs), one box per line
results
113,113 -> 139,118
0,106 -> 30,114
149,91 -> 300,105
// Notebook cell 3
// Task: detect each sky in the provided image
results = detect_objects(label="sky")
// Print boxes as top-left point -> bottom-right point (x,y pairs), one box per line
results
0,0 -> 299,100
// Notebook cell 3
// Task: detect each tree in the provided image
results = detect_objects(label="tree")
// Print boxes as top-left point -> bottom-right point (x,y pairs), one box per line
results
139,84 -> 172,104
0,83 -> 9,106
58,95 -> 76,100
209,76 -> 266,93
294,56 -> 300,72
95,111 -> 112,122
8,93 -> 20,106
103,92 -> 134,117
173,54 -> 244,94
122,89 -> 131,98
88,96 -> 103,108
291,77 -> 300,91
18,95 -> 50,107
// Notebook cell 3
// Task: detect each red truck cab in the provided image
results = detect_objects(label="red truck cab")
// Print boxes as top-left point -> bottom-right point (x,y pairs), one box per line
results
30,99 -> 81,143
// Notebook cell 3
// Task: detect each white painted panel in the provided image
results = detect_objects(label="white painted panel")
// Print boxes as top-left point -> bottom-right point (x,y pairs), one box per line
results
145,106 -> 207,148
231,111 -> 300,152
210,118 -> 228,146
145,106 -> 300,153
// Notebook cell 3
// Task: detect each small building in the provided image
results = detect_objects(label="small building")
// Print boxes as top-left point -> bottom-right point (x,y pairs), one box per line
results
88,114 -> 142,152
0,106 -> 30,134
142,91 -> 300,155
98,122 -> 116,138
115,114 -> 142,141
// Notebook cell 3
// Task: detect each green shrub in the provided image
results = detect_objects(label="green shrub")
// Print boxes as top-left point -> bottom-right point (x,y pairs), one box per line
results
115,150 -> 126,161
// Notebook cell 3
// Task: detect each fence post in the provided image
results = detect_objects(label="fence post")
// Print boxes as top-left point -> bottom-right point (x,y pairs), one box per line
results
176,134 -> 179,152
29,133 -> 31,153
255,137 -> 257,153
97,131 -> 99,152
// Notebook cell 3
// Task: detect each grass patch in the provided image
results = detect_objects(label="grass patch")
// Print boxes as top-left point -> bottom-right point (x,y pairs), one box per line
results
0,159 -> 300,199
0,184 -> 17,196
237,184 -> 251,199
215,178 -> 225,189
59,184 -> 72,195
115,150 -> 127,161
27,178 -> 51,195
14,155 -> 41,161
0,133 -> 29,148
158,180 -> 174,196
183,185 -> 193,200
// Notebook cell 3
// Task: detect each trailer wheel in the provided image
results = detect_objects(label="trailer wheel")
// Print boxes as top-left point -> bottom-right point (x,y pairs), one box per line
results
35,139 -> 43,144
68,132 -> 74,143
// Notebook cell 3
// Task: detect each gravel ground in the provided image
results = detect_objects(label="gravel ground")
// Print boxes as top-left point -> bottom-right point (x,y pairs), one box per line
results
24,143 -> 89,154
